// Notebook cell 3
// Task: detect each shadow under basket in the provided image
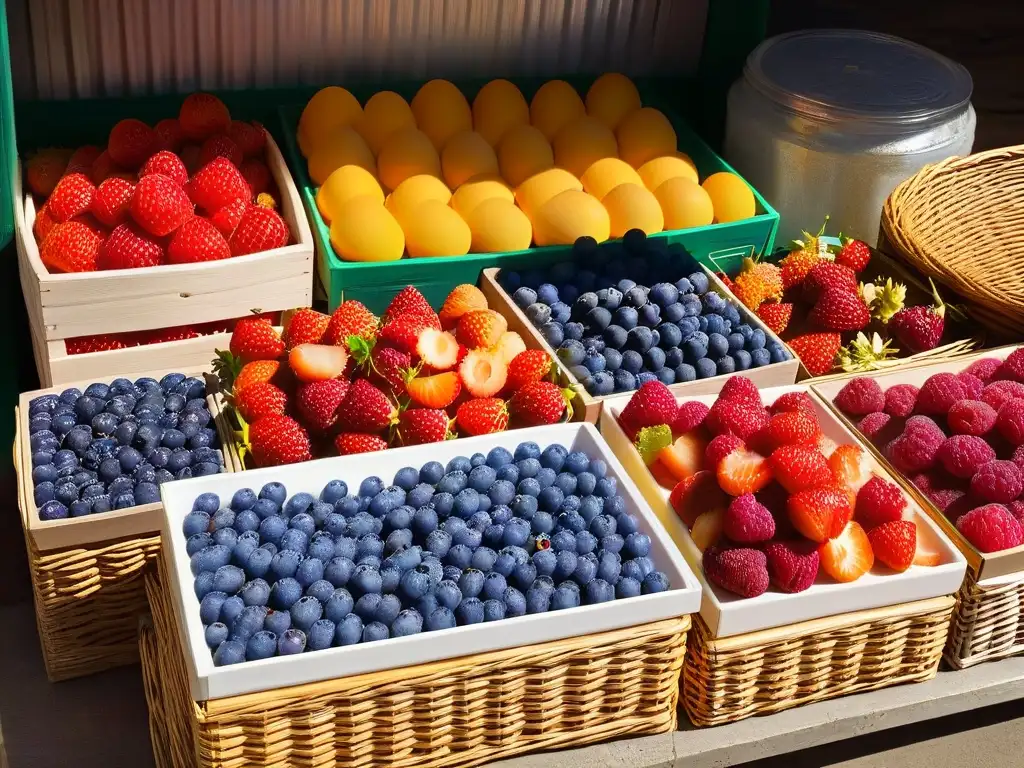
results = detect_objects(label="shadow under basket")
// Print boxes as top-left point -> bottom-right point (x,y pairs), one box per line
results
681,596 -> 955,727
140,560 -> 691,768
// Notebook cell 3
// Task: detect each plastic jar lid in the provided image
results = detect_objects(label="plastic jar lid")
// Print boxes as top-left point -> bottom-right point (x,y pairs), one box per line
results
745,29 -> 973,128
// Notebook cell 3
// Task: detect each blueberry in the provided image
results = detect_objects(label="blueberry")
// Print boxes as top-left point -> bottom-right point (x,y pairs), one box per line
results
695,358 -> 718,379
715,356 -> 736,375
526,303 -> 552,326
557,339 -> 587,367
624,532 -> 652,559
625,327 -> 654,353
213,639 -> 246,666
553,550 -> 578,580
334,613 -> 363,645
748,328 -> 767,351
612,306 -> 638,331
752,347 -> 772,367
503,586 -> 527,616
193,572 -> 216,599
573,292 -> 599,320
205,623 -> 230,649
134,482 -> 160,505
639,304 -> 661,327
551,584 -> 581,610
650,282 -> 679,308
513,286 -> 539,309
767,342 -> 788,363
705,314 -> 725,336
279,528 -> 309,555
361,622 -> 389,643
563,321 -> 584,340
274,628 -> 306,655
540,322 -> 565,347
219,596 -> 246,627
733,349 -> 752,371
455,597 -> 485,625
642,571 -> 671,594
586,578 -> 615,604
654,367 -> 675,385
549,301 -> 571,324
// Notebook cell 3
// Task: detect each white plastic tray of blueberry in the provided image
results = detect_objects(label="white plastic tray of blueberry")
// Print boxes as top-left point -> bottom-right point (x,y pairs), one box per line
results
500,234 -> 791,396
28,374 -> 225,521
185,441 -> 672,666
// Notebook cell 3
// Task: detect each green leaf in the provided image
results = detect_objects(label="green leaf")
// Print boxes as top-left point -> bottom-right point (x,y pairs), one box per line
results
347,334 -> 374,366
634,424 -> 672,465
211,349 -> 242,393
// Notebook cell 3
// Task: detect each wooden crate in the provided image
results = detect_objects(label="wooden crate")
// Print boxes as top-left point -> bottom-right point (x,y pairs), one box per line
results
13,135 -> 315,388
480,263 -> 799,424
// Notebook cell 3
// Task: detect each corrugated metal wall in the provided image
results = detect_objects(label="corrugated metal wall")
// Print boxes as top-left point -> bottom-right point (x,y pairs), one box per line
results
8,0 -> 708,100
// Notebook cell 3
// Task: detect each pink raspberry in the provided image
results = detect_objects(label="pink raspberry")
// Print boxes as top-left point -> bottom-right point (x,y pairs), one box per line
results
884,384 -> 919,417
947,400 -> 998,436
914,373 -> 967,416
929,487 -> 966,512
763,540 -> 820,593
1012,445 -> 1024,473
937,435 -> 997,478
834,377 -> 885,416
909,469 -> 960,496
996,398 -> 1024,446
970,460 -> 1024,503
956,504 -> 1024,552
994,348 -> 1024,383
1008,500 -> 1024,526
671,400 -> 710,436
980,380 -> 1024,411
858,411 -> 892,440
905,415 -> 946,442
887,422 -> 944,474
703,546 -> 770,598
722,494 -> 775,544
957,372 -> 984,400
964,357 -> 1004,383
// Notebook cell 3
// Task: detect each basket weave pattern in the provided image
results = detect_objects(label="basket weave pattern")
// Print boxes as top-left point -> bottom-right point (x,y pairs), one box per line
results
946,572 -> 1024,669
881,145 -> 1024,337
682,596 -> 955,727
28,532 -> 161,681
142,563 -> 690,768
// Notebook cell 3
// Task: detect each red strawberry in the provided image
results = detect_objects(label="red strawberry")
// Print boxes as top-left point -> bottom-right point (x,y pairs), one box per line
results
335,432 -> 388,456
669,470 -> 729,527
719,376 -> 762,406
139,325 -> 201,344
65,146 -> 101,175
509,380 -> 571,426
230,316 -> 285,362
179,93 -> 231,142
756,302 -> 792,335
338,379 -> 396,433
324,300 -> 378,346
248,414 -> 311,467
619,380 -> 678,437
130,173 -> 193,236
90,177 -> 134,227
296,378 -> 350,431
98,222 -> 166,270
788,332 -> 842,376
240,159 -> 271,197
396,408 -> 451,445
457,309 -> 507,349
416,328 -> 460,370
233,360 -> 284,394
199,135 -> 243,167
763,410 -> 821,449
228,205 -> 288,256
460,350 -> 508,397
868,519 -> 916,572
89,151 -> 121,185
382,286 -> 434,325
769,444 -> 833,493
33,204 -> 57,243
439,284 -> 488,329
107,118 -> 156,169
779,249 -> 820,290
456,398 -> 509,436
378,314 -> 441,355
166,217 -> 230,264
506,349 -> 553,392
808,288 -> 870,332
282,308 -> 330,349
705,398 -> 770,440
835,238 -> 872,273
40,221 -> 102,273
228,121 -> 266,158
406,372 -> 462,408
788,486 -> 853,543
48,173 -> 96,222
65,333 -> 131,354
25,150 -> 67,197
153,118 -> 184,151
802,262 -> 858,302
187,157 -> 250,213
210,198 -> 248,238
288,343 -> 349,383
140,150 -> 189,187
234,381 -> 289,423
771,390 -> 818,417
717,445 -> 773,496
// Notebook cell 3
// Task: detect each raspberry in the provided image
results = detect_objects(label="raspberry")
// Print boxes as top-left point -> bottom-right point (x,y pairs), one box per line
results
905,415 -> 946,441
671,401 -> 710,436
763,540 -> 819,593
887,425 -> 943,474
996,398 -> 1024,445
980,381 -> 1024,411
855,475 -> 907,528
722,494 -> 775,544
957,372 -> 984,400
702,546 -> 770,598
1008,500 -> 1024,527
914,373 -> 966,416
947,400 -> 997,436
884,384 -> 919,417
834,377 -> 885,416
929,488 -> 966,513
858,412 -> 892,441
937,435 -> 997,479
718,376 -> 762,407
1012,445 -> 1024,474
704,434 -> 745,471
994,348 -> 1024,383
909,469 -> 959,497
970,460 -> 1024,504
956,504 -> 1024,553
965,357 -> 1003,383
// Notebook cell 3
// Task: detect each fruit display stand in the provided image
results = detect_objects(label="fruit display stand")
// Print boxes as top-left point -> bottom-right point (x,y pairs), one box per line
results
13,370 -> 242,682
139,423 -> 701,767
812,345 -> 1024,669
278,77 -> 779,314
482,262 -> 799,424
13,132 -> 314,388
599,384 -> 965,725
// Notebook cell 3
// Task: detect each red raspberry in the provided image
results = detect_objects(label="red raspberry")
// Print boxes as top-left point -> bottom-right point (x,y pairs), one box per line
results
723,494 -> 775,544
671,400 -> 709,435
718,376 -> 762,406
909,469 -> 960,497
702,546 -> 770,598
887,426 -> 943,474
140,150 -> 189,187
994,348 -> 1024,383
970,460 -> 1024,504
855,475 -> 907,528
834,377 -> 884,416
965,357 -> 1003,383
1008,500 -> 1024,527
858,412 -> 893,441
937,435 -> 997,479
914,372 -> 966,416
980,381 -> 1024,411
1012,445 -> 1024,474
228,121 -> 267,158
240,159 -> 271,197
957,372 -> 984,400
705,398 -> 770,440
770,391 -> 817,417
883,384 -> 919,417
948,400 -> 998,436
929,488 -> 966,513
763,540 -> 820,593
905,415 -> 946,441
179,92 -> 231,141
996,398 -> 1024,445
956,504 -> 1024,552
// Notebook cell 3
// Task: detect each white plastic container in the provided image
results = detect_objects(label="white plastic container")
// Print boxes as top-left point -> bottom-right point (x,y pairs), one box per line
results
724,29 -> 975,246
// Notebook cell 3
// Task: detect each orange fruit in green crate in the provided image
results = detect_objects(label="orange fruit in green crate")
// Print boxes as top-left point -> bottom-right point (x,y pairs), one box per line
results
402,199 -> 471,258
530,80 -> 585,141
514,168 -> 582,220
702,172 -> 756,223
465,197 -> 533,253
411,79 -> 472,152
385,174 -> 451,225
306,127 -> 376,186
377,128 -> 441,192
533,189 -> 610,246
451,175 -> 514,218
654,176 -> 713,230
316,165 -> 383,224
638,153 -> 698,190
298,86 -> 363,157
603,183 -> 664,237
585,72 -> 641,130
329,196 -> 404,262
552,116 -> 618,178
356,90 -> 416,155
616,107 -> 678,169
497,125 -> 554,188
472,79 -> 530,147
581,157 -> 643,201
441,131 -> 499,189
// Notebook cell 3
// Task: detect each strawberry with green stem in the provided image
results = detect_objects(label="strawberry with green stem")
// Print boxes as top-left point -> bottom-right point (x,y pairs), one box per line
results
887,278 -> 965,353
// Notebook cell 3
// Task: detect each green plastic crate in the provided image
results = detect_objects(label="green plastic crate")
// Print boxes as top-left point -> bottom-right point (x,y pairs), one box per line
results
278,76 -> 778,315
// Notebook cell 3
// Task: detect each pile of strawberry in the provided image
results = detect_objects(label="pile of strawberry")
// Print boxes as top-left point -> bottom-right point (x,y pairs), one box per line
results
618,377 -> 940,599
834,349 -> 1024,554
723,222 -> 959,377
216,284 -> 572,467
27,92 -> 290,275
64,312 -> 280,356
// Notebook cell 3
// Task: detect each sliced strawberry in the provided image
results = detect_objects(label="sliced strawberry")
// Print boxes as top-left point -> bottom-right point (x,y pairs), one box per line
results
828,444 -> 872,494
819,521 -> 874,582
717,446 -> 773,496
913,524 -> 943,567
690,509 -> 725,552
669,470 -> 728,528
658,431 -> 708,481
788,486 -> 853,543
459,350 -> 508,398
288,343 -> 349,383
406,371 -> 462,408
416,328 -> 459,370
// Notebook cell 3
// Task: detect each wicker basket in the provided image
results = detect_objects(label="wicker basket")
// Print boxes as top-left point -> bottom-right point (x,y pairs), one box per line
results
881,145 -> 1024,338
682,596 -> 955,727
946,571 -> 1024,669
140,562 -> 690,768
